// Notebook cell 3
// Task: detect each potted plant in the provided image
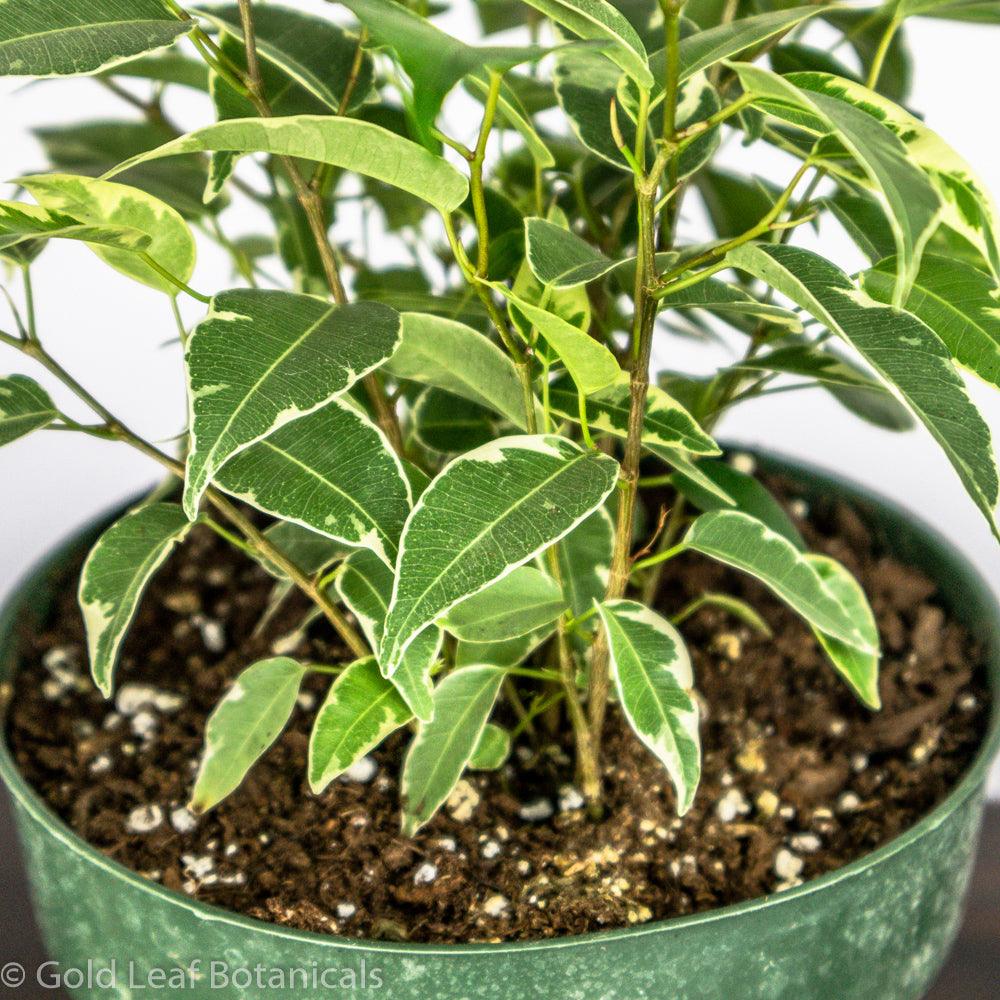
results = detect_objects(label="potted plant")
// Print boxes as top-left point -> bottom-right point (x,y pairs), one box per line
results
1,0 -> 998,996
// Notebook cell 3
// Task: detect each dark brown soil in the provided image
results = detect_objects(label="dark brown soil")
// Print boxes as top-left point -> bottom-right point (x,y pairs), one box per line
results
3,475 -> 991,944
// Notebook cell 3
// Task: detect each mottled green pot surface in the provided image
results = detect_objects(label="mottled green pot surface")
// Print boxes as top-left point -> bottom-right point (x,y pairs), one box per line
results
1,453 -> 998,1000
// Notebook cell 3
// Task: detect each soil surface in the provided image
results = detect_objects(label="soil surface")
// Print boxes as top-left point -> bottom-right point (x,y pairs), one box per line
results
3,473 -> 991,944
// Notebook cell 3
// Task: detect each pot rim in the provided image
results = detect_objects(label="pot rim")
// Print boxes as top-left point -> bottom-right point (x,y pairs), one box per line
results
1,449 -> 998,957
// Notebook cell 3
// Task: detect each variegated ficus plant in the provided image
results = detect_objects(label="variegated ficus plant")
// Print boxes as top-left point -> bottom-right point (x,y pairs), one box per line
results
1,0 -> 998,833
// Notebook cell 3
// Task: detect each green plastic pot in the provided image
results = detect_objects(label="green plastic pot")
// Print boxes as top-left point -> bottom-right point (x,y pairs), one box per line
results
1,453 -> 998,1000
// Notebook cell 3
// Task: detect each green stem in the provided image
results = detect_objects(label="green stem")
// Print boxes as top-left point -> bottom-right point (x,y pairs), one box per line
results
867,15 -> 903,90
20,266 -> 37,342
471,71 -> 503,278
4,334 -> 369,659
228,0 -> 402,457
652,160 -> 812,296
138,254 -> 211,303
632,541 -> 687,573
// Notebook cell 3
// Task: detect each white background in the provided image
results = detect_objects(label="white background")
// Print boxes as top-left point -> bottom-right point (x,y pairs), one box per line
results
0,7 -> 997,794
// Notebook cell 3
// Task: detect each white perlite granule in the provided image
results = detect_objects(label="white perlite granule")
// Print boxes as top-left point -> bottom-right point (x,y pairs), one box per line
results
412,862 -> 438,885
340,756 -> 378,784
170,807 -> 198,834
774,848 -> 803,881
125,804 -> 163,834
518,798 -> 554,822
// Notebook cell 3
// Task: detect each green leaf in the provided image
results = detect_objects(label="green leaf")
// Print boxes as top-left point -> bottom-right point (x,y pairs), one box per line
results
525,216 -> 616,288
441,566 -> 566,643
216,397 -> 411,567
672,458 -> 805,550
341,0 -> 545,147
650,446 -> 736,506
308,657 -> 412,793
649,6 -> 828,90
190,657 -> 306,813
103,115 -> 469,214
553,51 -> 714,176
728,243 -> 999,538
385,312 -> 530,428
549,373 -> 720,456
35,120 -> 220,221
730,343 -> 915,431
823,9 -> 911,102
104,51 -> 210,91
824,191 -> 899,264
0,1 -> 192,78
770,42 -> 862,83
455,626 -> 556,669
684,510 -> 877,652
696,169 -> 782,240
511,208 -> 591,336
498,288 -> 620,395
412,388 -> 497,455
335,549 -> 440,721
597,599 -> 701,815
18,174 -> 196,294
785,72 -> 1000,282
732,64 -> 942,303
381,435 -> 619,673
554,46 -> 636,171
558,506 -> 614,617
197,4 -> 373,113
901,0 -> 1000,21
0,199 -> 150,255
0,375 -> 58,447
521,0 -> 653,89
469,723 -> 511,770
660,276 -> 803,332
864,255 -> 1000,390
676,592 -> 772,638
806,555 -> 881,710
79,503 -> 193,697
400,665 -> 505,835
183,290 -> 400,518
263,521 -> 345,577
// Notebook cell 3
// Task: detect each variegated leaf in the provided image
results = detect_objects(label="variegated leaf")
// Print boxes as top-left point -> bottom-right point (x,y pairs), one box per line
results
183,290 -> 400,518
308,657 -> 412,793
597,599 -> 701,815
216,397 -> 411,567
190,657 -> 306,812
0,375 -> 58,447
684,510 -> 877,652
103,116 -> 470,214
441,566 -> 566,643
19,174 -> 195,294
521,0 -> 652,89
0,1 -> 192,78
549,373 -> 720,457
732,63 -> 942,304
381,435 -> 619,673
385,312 -> 531,428
400,666 -> 505,835
335,549 -> 441,721
729,243 -> 999,538
79,504 -> 193,696
863,255 -> 1000,389
806,555 -> 881,709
